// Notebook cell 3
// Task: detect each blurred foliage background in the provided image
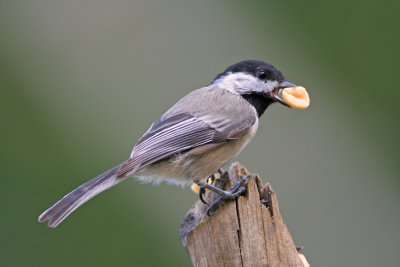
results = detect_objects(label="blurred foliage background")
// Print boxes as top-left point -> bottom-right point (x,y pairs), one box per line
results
1,1 -> 399,266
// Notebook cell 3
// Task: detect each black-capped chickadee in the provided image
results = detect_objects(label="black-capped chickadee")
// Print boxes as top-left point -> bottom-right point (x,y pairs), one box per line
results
39,60 -> 298,228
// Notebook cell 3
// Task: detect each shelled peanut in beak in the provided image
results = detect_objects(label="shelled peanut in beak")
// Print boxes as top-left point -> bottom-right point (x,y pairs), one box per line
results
282,86 -> 310,109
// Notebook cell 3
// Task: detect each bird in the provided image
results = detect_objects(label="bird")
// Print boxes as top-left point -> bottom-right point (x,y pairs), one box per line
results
38,59 -> 299,228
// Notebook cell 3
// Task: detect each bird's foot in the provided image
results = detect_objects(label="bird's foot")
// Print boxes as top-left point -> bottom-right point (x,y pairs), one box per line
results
198,168 -> 227,205
202,174 -> 249,216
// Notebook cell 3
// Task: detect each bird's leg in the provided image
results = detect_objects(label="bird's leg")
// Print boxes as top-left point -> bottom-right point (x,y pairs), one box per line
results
196,174 -> 249,215
198,168 -> 227,205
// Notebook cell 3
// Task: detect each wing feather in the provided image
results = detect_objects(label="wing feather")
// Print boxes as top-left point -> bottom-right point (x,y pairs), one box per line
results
117,116 -> 215,176
116,87 -> 257,177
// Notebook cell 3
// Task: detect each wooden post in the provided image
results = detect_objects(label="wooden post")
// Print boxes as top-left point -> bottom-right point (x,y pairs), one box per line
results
180,162 -> 309,267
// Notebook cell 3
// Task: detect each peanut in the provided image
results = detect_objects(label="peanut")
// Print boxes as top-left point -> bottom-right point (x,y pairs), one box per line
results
282,86 -> 310,109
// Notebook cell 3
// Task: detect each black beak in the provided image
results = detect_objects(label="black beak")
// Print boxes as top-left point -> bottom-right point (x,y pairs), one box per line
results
268,81 -> 297,107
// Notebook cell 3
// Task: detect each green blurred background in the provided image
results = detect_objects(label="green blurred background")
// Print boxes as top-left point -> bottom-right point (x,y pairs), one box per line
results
1,1 -> 399,266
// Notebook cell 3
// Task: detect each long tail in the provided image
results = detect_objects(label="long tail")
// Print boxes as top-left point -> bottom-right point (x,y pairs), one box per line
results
38,164 -> 123,228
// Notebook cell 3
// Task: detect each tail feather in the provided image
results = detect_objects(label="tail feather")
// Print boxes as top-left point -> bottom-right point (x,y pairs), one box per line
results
38,164 -> 122,228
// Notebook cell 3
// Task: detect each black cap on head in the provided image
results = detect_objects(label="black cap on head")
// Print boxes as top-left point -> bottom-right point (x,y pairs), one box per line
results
214,59 -> 284,82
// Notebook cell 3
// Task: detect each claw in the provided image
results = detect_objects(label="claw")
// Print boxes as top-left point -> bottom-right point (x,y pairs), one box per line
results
206,196 -> 223,216
199,170 -> 225,204
206,185 -> 246,216
203,175 -> 249,215
198,186 -> 207,204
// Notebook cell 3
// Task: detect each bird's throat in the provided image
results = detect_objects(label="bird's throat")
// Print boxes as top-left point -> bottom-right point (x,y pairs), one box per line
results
241,94 -> 274,117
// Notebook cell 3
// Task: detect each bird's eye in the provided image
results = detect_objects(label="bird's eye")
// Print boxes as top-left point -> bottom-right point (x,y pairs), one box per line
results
257,71 -> 267,79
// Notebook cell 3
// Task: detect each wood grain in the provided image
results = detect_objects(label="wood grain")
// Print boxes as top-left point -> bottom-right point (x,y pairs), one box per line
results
180,162 -> 309,267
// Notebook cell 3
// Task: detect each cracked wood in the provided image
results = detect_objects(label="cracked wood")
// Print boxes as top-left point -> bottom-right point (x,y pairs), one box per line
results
180,162 -> 309,267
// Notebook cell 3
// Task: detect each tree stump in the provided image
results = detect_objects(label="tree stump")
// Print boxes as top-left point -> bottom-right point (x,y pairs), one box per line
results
180,162 -> 309,267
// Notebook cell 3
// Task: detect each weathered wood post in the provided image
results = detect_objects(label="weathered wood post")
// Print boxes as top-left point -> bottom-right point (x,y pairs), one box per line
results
180,162 -> 309,267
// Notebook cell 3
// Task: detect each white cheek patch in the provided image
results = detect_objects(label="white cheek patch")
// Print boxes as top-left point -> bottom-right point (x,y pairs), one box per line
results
211,72 -> 279,94
263,80 -> 280,93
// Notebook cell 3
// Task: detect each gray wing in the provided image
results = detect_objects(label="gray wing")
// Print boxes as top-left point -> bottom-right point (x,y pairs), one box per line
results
117,87 -> 257,177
